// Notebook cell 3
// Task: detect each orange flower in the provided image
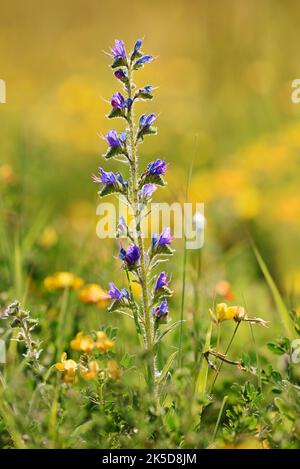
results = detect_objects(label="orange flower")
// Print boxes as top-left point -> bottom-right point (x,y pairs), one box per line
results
215,280 -> 234,301
79,284 -> 109,307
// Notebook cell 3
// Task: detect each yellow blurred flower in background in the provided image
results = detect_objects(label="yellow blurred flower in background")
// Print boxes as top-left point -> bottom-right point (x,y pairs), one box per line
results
44,272 -> 84,291
70,332 -> 95,355
95,331 -> 114,353
107,360 -> 121,381
215,280 -> 234,300
38,226 -> 58,249
0,164 -> 16,186
79,283 -> 109,308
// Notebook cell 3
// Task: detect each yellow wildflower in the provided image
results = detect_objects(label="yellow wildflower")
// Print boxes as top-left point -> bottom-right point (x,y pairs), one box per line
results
80,360 -> 99,380
78,283 -> 109,307
95,331 -> 115,353
209,303 -> 244,324
39,226 -> 58,249
55,352 -> 78,384
107,360 -> 121,380
44,272 -> 84,291
70,332 -> 95,355
226,305 -> 246,322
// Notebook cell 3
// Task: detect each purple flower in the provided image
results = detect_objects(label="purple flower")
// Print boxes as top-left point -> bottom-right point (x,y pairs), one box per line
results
111,92 -> 126,109
105,130 -> 121,148
139,113 -> 156,130
111,40 -> 126,59
108,282 -> 129,300
153,300 -> 168,319
159,227 -> 173,245
135,55 -> 153,68
116,171 -> 128,188
119,244 -> 140,266
152,227 -> 173,249
155,272 -> 169,291
138,183 -> 157,200
92,168 -> 117,185
114,69 -> 127,81
146,159 -> 167,176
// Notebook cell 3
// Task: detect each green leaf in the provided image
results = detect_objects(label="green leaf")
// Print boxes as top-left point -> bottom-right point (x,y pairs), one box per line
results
139,173 -> 166,188
99,183 -> 124,198
156,320 -> 185,344
103,146 -> 124,159
195,322 -> 212,418
252,244 -> 294,338
157,350 -> 178,384
107,108 -> 126,119
111,57 -> 127,68
120,353 -> 135,369
267,342 -> 286,355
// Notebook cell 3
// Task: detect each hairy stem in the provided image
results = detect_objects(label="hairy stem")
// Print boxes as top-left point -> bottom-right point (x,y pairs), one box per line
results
126,65 -> 157,396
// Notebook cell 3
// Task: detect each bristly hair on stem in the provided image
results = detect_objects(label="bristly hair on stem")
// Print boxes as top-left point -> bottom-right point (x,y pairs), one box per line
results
93,39 -> 181,402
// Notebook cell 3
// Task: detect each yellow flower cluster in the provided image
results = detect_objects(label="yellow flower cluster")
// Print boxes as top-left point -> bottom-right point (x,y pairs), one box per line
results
44,272 -> 84,291
70,331 -> 114,354
54,353 -> 120,383
43,274 -> 108,309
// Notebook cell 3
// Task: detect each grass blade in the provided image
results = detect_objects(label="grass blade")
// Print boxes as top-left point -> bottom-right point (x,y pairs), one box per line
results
252,244 -> 294,338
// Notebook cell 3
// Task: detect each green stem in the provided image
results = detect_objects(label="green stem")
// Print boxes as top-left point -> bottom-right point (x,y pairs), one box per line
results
178,237 -> 187,368
212,395 -> 228,442
126,65 -> 157,397
211,322 -> 240,391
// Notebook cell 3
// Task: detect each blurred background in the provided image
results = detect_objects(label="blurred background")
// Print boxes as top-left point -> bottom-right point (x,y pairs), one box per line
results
1,0 -> 300,339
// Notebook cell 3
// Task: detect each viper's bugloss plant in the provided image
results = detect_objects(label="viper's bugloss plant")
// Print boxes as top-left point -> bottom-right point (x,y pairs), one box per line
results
94,39 -> 177,401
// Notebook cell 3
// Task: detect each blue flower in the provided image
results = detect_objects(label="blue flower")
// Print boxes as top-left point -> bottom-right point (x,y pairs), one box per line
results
119,244 -> 140,266
108,282 -> 129,300
158,227 -> 173,246
105,130 -> 121,148
114,69 -> 127,81
92,168 -> 117,185
146,159 -> 167,175
152,227 -> 173,249
144,85 -> 153,93
152,233 -> 159,248
139,113 -> 156,130
111,92 -> 126,109
155,272 -> 169,291
111,40 -> 126,59
134,55 -> 153,69
134,39 -> 142,54
153,300 -> 168,319
138,183 -> 157,200
131,39 -> 143,61
116,171 -> 128,188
